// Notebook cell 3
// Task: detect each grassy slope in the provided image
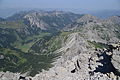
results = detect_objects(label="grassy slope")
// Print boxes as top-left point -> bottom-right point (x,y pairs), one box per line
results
0,21 -> 53,76
13,32 -> 51,52
0,20 -> 25,29
87,41 -> 109,49
0,48 -> 27,72
0,19 -> 74,76
0,32 -> 53,76
0,29 -> 72,76
27,31 -> 73,76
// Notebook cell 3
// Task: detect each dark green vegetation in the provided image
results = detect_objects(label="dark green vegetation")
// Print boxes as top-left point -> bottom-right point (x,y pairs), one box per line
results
0,21 -> 56,76
0,27 -> 55,76
0,30 -> 71,76
0,23 -> 58,76
0,48 -> 26,72
0,20 -> 25,28
0,11 -> 82,76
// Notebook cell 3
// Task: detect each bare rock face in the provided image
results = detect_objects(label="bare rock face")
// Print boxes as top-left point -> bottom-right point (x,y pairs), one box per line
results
107,16 -> 120,24
64,14 -> 120,43
32,33 -> 120,80
0,71 -> 20,80
76,14 -> 101,24
24,14 -> 49,30
0,71 -> 32,80
111,49 -> 120,75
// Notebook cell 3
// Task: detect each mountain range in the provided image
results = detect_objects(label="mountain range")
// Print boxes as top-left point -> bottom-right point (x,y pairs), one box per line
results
0,10 -> 120,80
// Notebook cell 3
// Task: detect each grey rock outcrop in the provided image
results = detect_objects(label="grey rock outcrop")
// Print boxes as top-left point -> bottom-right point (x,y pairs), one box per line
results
0,71 -> 32,80
32,33 -> 120,80
112,49 -> 120,75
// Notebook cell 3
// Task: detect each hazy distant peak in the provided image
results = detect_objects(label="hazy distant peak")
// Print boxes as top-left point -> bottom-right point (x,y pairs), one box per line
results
76,14 -> 101,23
106,15 -> 120,24
0,17 -> 5,21
108,15 -> 120,19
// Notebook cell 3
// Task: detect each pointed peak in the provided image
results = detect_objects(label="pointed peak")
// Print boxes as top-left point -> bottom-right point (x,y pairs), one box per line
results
82,14 -> 97,18
0,17 -> 5,21
107,16 -> 120,24
108,15 -> 120,19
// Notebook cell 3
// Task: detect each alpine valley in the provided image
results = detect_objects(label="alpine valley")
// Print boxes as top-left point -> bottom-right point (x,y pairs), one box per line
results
0,10 -> 120,80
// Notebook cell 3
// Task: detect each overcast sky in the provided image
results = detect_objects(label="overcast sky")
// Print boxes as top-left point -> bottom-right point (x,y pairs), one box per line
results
0,0 -> 120,11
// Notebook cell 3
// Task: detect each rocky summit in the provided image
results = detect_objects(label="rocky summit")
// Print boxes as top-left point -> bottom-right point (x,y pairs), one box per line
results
0,11 -> 120,80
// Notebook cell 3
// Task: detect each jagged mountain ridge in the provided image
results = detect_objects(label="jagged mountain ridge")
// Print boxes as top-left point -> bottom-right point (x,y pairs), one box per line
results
0,17 -> 5,21
64,14 -> 120,43
7,11 -> 83,31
